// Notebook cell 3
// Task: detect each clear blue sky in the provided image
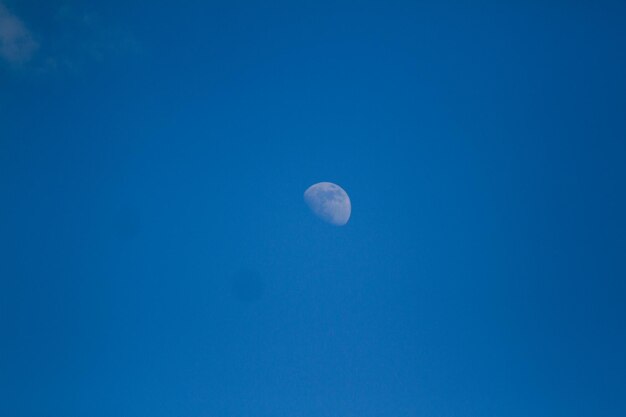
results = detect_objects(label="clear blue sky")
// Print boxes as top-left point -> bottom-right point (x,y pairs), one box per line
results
1,1 -> 625,416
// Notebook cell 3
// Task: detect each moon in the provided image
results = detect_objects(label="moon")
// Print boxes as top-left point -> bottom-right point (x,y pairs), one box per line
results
304,182 -> 351,226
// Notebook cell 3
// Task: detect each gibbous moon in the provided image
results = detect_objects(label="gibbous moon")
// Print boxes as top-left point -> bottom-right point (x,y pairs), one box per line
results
304,182 -> 351,226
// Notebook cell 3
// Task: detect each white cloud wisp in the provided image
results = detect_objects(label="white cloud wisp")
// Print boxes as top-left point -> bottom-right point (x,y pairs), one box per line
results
0,2 -> 38,64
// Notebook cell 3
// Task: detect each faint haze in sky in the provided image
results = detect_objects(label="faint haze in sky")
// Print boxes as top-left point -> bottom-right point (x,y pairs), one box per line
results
0,2 -> 38,64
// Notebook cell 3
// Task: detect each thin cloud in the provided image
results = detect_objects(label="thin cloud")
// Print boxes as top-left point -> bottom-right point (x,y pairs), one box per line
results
0,2 -> 38,64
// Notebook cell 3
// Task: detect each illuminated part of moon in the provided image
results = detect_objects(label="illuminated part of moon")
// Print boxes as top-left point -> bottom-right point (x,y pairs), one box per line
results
304,182 -> 351,226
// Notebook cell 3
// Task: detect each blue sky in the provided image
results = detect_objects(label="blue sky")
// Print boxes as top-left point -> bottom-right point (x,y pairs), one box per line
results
1,1 -> 626,416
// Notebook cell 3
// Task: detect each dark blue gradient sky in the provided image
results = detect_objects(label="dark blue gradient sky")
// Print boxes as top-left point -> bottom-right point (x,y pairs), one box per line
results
1,1 -> 625,416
